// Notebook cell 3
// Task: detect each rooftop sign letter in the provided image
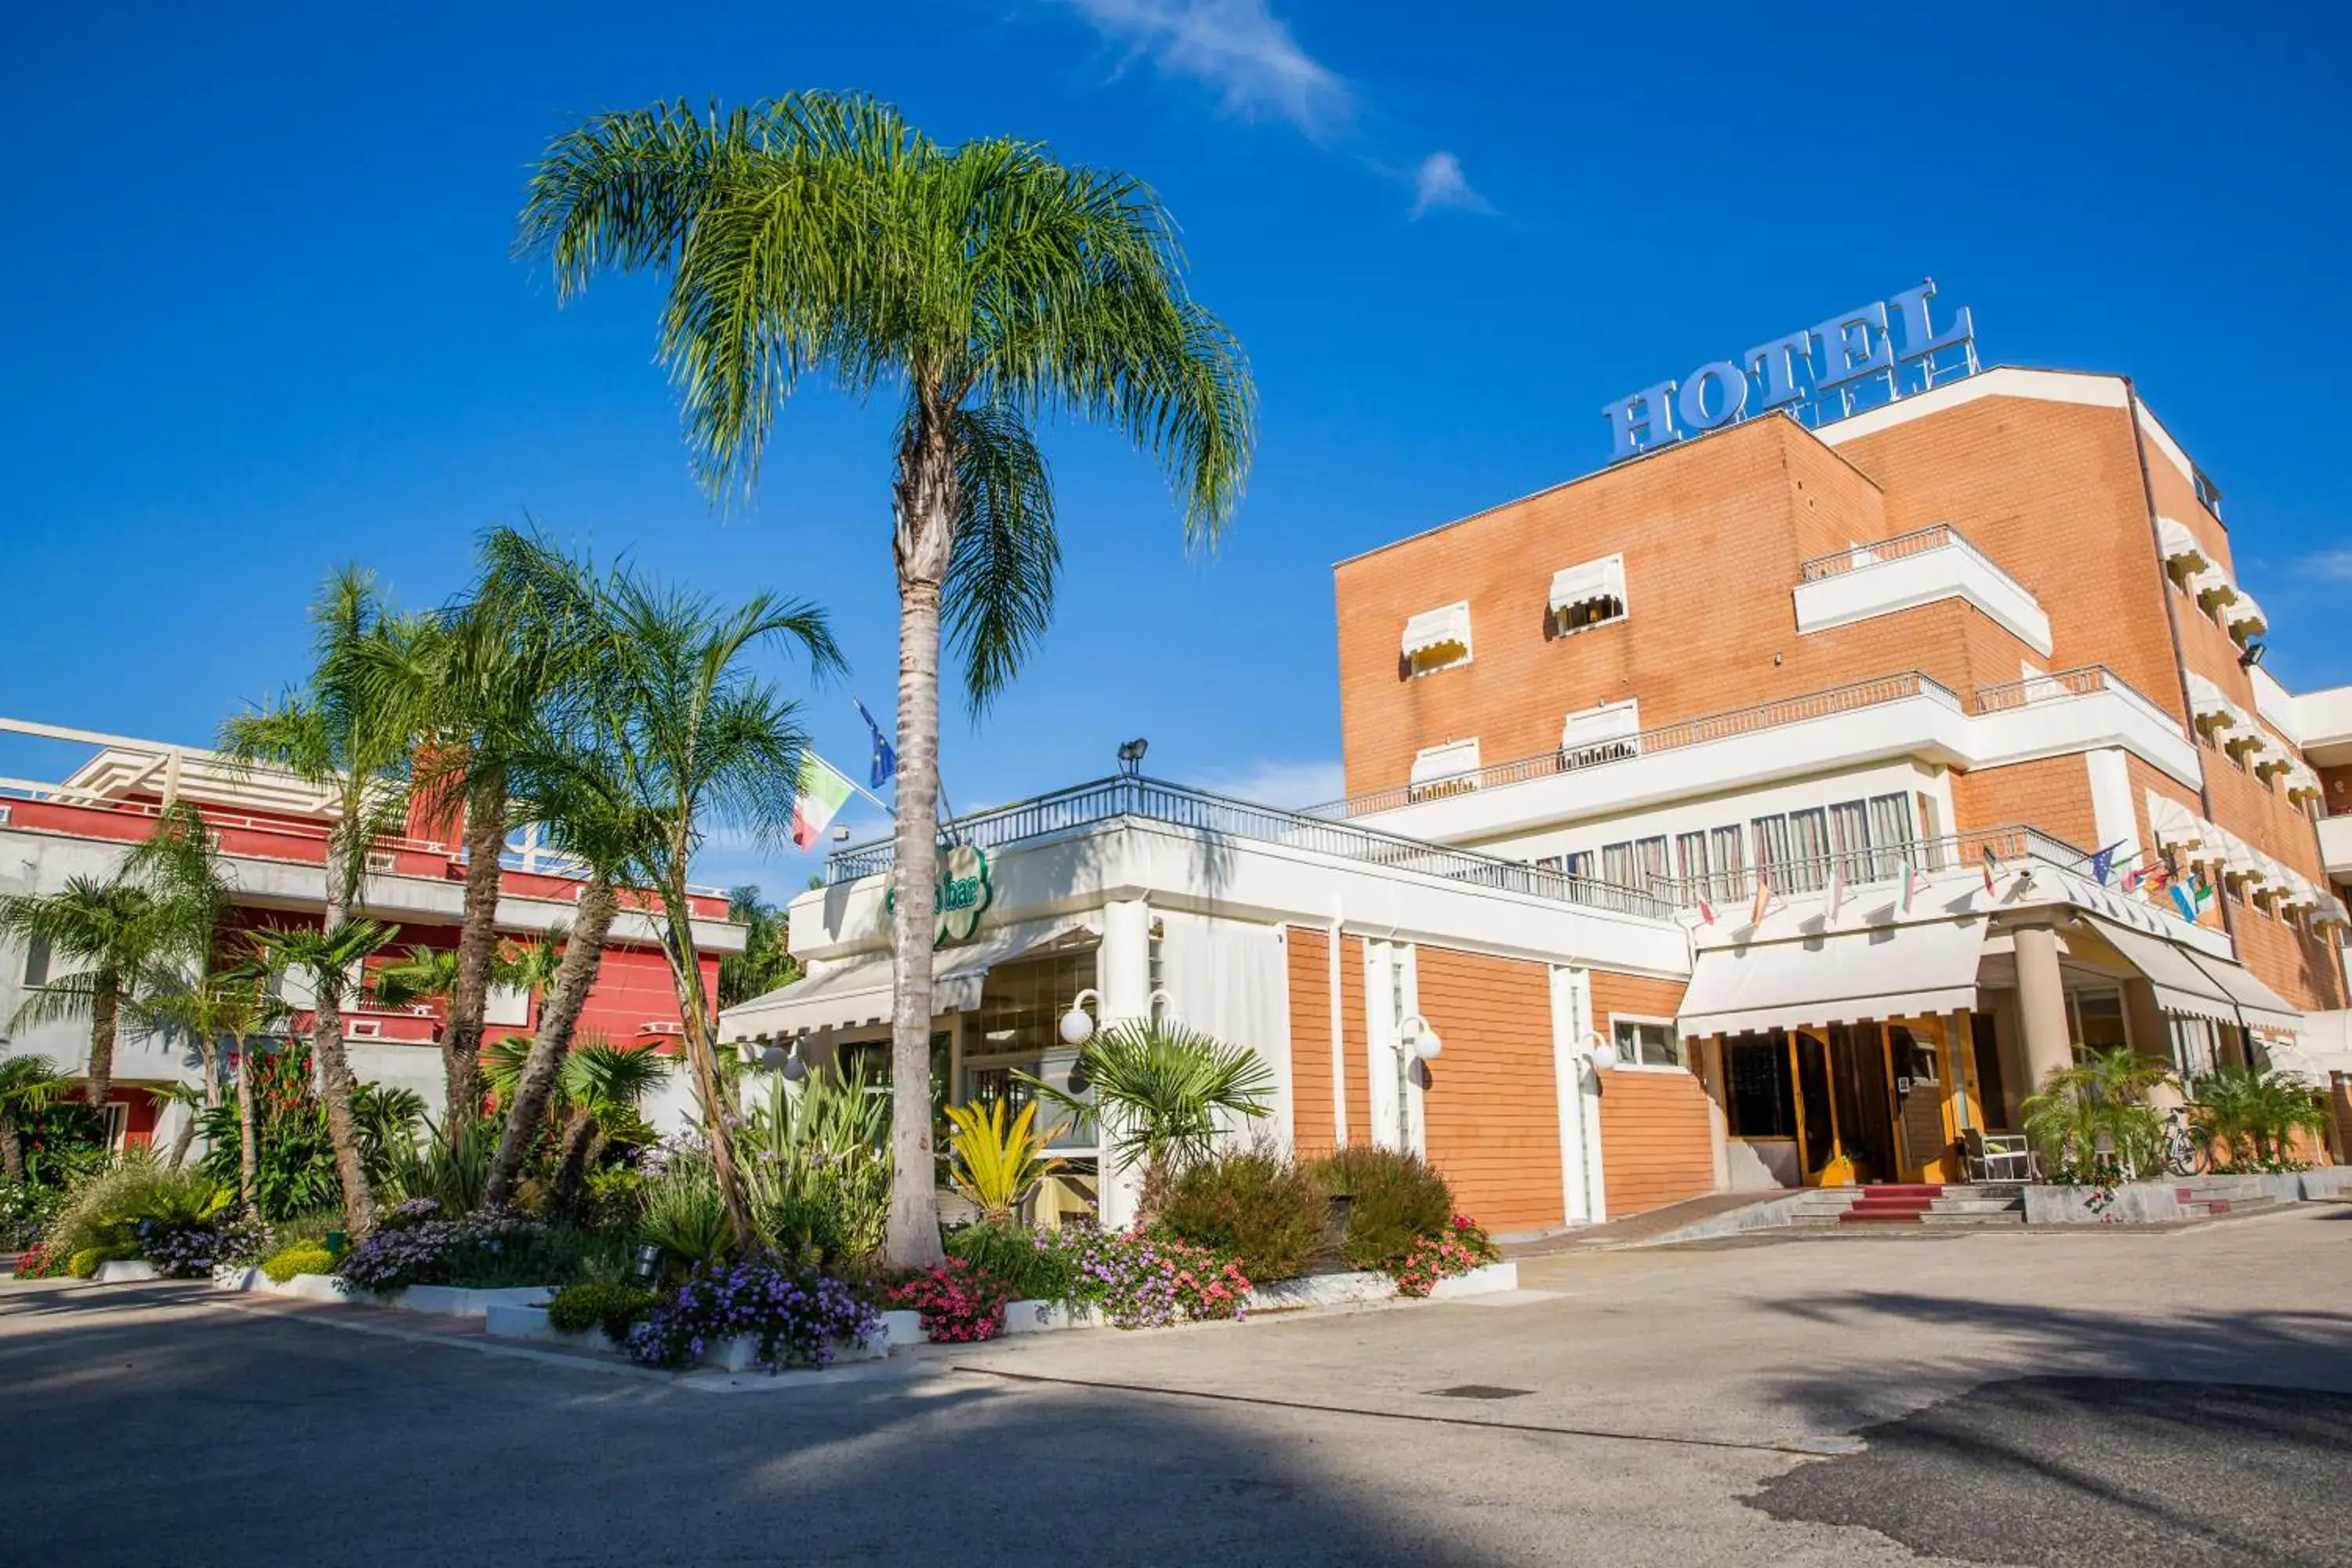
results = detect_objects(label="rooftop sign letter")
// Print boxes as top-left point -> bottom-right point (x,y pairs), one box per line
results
1602,280 -> 1976,463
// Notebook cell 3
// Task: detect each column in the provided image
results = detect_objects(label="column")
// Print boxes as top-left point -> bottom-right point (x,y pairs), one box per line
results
1095,898 -> 1151,1229
2013,922 -> 2074,1094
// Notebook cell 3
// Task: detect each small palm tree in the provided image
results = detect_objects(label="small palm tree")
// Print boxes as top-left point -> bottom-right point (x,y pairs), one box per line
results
245,918 -> 399,1230
942,1098 -> 1063,1225
521,92 -> 1253,1268
548,1040 -> 672,1214
2021,1045 -> 2172,1181
498,933 -> 564,1010
1026,1020 -> 1275,1221
2190,1066 -> 2331,1169
0,875 -> 171,1116
0,1054 -> 71,1184
371,946 -> 459,1013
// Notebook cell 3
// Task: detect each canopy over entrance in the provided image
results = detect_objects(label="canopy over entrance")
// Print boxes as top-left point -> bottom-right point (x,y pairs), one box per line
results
721,914 -> 1098,1042
1678,919 -> 1989,1039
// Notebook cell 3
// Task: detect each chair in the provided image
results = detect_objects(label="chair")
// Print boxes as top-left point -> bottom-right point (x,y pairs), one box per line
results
1963,1128 -> 2039,1182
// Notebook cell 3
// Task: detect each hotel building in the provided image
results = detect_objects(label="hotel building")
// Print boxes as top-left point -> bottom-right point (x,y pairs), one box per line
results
0,718 -> 742,1149
732,342 -> 2352,1235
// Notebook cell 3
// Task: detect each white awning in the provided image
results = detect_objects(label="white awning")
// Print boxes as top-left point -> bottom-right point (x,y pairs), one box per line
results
2322,895 -> 2352,931
1410,738 -> 1482,786
1548,554 -> 1626,613
2183,671 -> 2236,728
2156,515 -> 2210,572
1401,601 -> 1472,659
720,914 -> 1098,1040
1562,699 -> 1641,752
2285,760 -> 2325,805
1678,920 -> 1987,1038
2224,588 -> 2267,635
2190,568 -> 2240,608
2087,916 -> 2301,1035
2143,789 -> 2205,855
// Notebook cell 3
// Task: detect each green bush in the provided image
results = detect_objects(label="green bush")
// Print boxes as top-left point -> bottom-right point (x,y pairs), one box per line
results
38,1154 -> 230,1269
71,1245 -> 130,1278
1159,1147 -> 1327,1283
263,1241 -> 336,1283
946,1221 -> 1075,1303
1312,1147 -> 1454,1271
1,1179 -> 64,1251
639,1157 -> 733,1272
546,1279 -> 658,1341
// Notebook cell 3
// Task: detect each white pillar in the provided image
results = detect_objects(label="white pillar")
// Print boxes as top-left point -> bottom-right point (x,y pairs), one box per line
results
1551,967 -> 1606,1225
1096,898 -> 1151,1229
2013,922 -> 2074,1095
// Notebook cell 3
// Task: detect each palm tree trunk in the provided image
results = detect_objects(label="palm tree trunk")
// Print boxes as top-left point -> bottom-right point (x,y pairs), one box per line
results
314,834 -> 374,1234
86,980 -> 118,1128
884,420 -> 955,1270
546,1105 -> 598,1215
0,1115 -> 24,1184
233,1034 -> 260,1214
483,877 -> 616,1210
442,769 -> 508,1131
660,876 -> 757,1250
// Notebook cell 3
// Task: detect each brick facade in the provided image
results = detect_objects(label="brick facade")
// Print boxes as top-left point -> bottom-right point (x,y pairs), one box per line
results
1414,946 -> 1566,1232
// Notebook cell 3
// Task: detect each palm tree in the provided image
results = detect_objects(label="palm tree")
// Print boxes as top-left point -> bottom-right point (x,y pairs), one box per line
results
547,1040 -> 672,1214
178,973 -> 289,1213
372,946 -> 459,1013
223,568 -> 430,1236
519,93 -> 1253,1267
718,887 -> 798,1009
2189,1066 -> 2332,1168
0,1054 -> 71,1184
0,875 -> 170,1118
1026,1020 -> 1274,1221
245,918 -> 399,1229
2021,1044 -> 2173,1180
499,933 -> 564,1010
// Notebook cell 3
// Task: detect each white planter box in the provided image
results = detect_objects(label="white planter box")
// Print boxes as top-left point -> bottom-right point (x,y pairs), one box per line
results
879,1308 -> 924,1348
210,1265 -> 259,1291
1247,1260 -> 1519,1311
1429,1261 -> 1519,1299
379,1284 -> 555,1318
92,1260 -> 160,1284
1002,1298 -> 1098,1334
701,1330 -> 888,1374
482,1303 -> 619,1354
255,1272 -> 350,1302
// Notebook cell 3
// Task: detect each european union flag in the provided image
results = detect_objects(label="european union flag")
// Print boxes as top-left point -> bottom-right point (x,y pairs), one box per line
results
2089,840 -> 2122,887
855,697 -> 897,790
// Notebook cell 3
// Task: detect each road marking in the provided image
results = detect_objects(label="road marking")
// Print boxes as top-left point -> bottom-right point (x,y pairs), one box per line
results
952,1365 -> 1866,1456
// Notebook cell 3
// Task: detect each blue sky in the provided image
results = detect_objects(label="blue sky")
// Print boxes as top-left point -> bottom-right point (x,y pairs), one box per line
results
4,2 -> 2348,895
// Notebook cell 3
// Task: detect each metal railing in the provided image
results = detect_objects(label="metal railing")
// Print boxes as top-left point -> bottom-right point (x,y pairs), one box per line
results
1648,823 -> 2093,911
1971,664 -> 2183,738
1308,670 -> 1962,821
823,775 -> 1678,920
1798,523 -> 1962,581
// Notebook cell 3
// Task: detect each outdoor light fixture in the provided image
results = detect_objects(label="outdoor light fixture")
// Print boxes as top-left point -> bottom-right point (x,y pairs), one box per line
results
2240,641 -> 2267,671
1585,1032 -> 1621,1071
1117,737 -> 1149,776
1392,1013 -> 1443,1150
633,1243 -> 660,1283
758,1041 -> 789,1072
1060,987 -> 1102,1045
1147,987 -> 1178,1023
782,1046 -> 808,1083
832,824 -> 852,841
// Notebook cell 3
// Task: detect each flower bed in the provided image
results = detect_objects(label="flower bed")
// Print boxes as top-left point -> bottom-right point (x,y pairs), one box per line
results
1057,1223 -> 1250,1328
887,1258 -> 1014,1342
626,1254 -> 880,1373
334,1200 -> 545,1294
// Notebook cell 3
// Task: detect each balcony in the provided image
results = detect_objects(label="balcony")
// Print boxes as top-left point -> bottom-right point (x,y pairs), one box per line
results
1323,665 -> 2201,845
2319,814 -> 2352,879
1794,524 -> 2053,656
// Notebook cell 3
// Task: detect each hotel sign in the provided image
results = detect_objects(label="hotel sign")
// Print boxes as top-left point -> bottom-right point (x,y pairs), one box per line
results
885,842 -> 995,946
1602,279 -> 1977,463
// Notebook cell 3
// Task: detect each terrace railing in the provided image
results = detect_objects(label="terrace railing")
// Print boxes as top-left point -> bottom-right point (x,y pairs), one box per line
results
823,775 -> 1677,920
1648,822 -> 2095,912
1797,523 -> 1970,581
1308,670 -> 1963,821
1970,663 -> 2181,734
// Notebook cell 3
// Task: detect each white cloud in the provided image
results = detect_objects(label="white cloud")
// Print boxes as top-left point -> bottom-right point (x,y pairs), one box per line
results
1052,0 -> 1354,140
1187,758 -> 1346,809
2296,547 -> 2352,581
1408,151 -> 1490,220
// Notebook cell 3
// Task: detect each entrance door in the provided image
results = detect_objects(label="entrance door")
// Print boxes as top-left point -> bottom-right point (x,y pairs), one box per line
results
1828,1024 -> 1899,1184
1792,1030 -> 1839,1181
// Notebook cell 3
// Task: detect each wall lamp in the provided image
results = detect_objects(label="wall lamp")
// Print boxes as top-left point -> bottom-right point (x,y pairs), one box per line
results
2240,641 -> 2267,672
1060,988 -> 1102,1044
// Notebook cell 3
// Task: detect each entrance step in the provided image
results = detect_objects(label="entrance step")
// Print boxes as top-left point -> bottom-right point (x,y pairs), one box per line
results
2178,1193 -> 2282,1221
1837,1185 -> 1946,1225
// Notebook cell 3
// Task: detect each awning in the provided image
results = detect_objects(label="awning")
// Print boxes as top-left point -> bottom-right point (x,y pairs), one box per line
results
1678,920 -> 1987,1038
1548,555 -> 1626,614
1410,738 -> 1481,785
2225,588 -> 2267,635
1562,699 -> 1641,753
1401,601 -> 1472,659
2157,515 -> 2210,572
2144,789 -> 2205,855
2190,568 -> 2239,609
2285,760 -> 2325,805
2183,671 -> 2236,729
720,914 -> 1098,1040
2083,916 -> 2301,1035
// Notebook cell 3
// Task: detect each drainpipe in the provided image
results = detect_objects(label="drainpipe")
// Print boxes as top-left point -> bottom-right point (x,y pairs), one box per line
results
1327,897 -> 1348,1148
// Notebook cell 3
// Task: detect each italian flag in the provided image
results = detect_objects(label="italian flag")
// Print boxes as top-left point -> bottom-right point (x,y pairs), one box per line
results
790,753 -> 857,848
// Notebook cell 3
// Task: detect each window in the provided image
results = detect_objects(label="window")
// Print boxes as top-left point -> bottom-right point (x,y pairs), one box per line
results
1710,825 -> 1745,901
1613,1018 -> 1681,1069
1400,602 -> 1472,676
1828,799 -> 1871,884
1723,1030 -> 1796,1138
1787,808 -> 1830,892
1548,554 -> 1628,633
2194,464 -> 2224,519
1751,814 -> 1792,890
1600,841 -> 1635,888
2067,989 -> 2128,1057
1674,831 -> 1709,893
1635,837 -> 1669,895
21,933 -> 50,988
1565,850 -> 1595,882
1868,792 -> 1917,878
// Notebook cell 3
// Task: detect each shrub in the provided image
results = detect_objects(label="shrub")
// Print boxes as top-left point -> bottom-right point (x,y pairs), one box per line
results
1159,1147 -> 1326,1283
196,1044 -> 341,1221
546,1280 -> 659,1341
1054,1222 -> 1251,1329
71,1245 -> 124,1278
626,1254 -> 880,1372
334,1199 -> 548,1294
1388,1228 -> 1490,1298
887,1258 -> 1014,1342
13,1240 -> 56,1278
138,1212 -> 271,1278
382,1116 -> 499,1214
639,1157 -> 733,1272
1,1179 -> 64,1251
38,1154 -> 232,1271
945,1221 -> 1076,1304
263,1241 -> 336,1283
1313,1147 -> 1454,1270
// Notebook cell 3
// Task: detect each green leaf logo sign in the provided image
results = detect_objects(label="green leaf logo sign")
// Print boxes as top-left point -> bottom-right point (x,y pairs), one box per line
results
935,844 -> 993,944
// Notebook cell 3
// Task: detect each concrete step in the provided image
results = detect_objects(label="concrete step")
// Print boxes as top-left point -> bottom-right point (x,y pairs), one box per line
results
1918,1209 -> 2026,1227
2180,1194 -> 2283,1220
1926,1198 -> 2024,1216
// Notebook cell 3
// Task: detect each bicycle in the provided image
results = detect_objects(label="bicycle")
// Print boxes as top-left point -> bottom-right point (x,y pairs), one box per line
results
2158,1105 -> 2212,1178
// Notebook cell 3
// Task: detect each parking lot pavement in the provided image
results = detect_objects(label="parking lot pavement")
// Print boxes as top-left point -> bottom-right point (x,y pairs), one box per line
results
4,1206 -> 2347,1566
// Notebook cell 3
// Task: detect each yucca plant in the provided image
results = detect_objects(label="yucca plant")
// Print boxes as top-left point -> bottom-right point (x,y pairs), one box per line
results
942,1098 -> 1063,1225
1025,1021 -> 1274,1221
2020,1044 -> 2171,1181
2190,1066 -> 2331,1171
739,1063 -> 891,1261
639,1152 -> 734,1272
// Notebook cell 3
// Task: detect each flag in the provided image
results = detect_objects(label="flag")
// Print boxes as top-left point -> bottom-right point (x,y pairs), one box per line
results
1898,860 -> 1922,914
2121,862 -> 2145,893
1749,875 -> 1774,927
2170,875 -> 2214,921
2088,840 -> 2124,887
1697,895 -> 1716,926
1981,843 -> 2001,895
789,753 -> 857,848
1824,867 -> 1846,922
2170,881 -> 2196,920
854,697 -> 897,790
